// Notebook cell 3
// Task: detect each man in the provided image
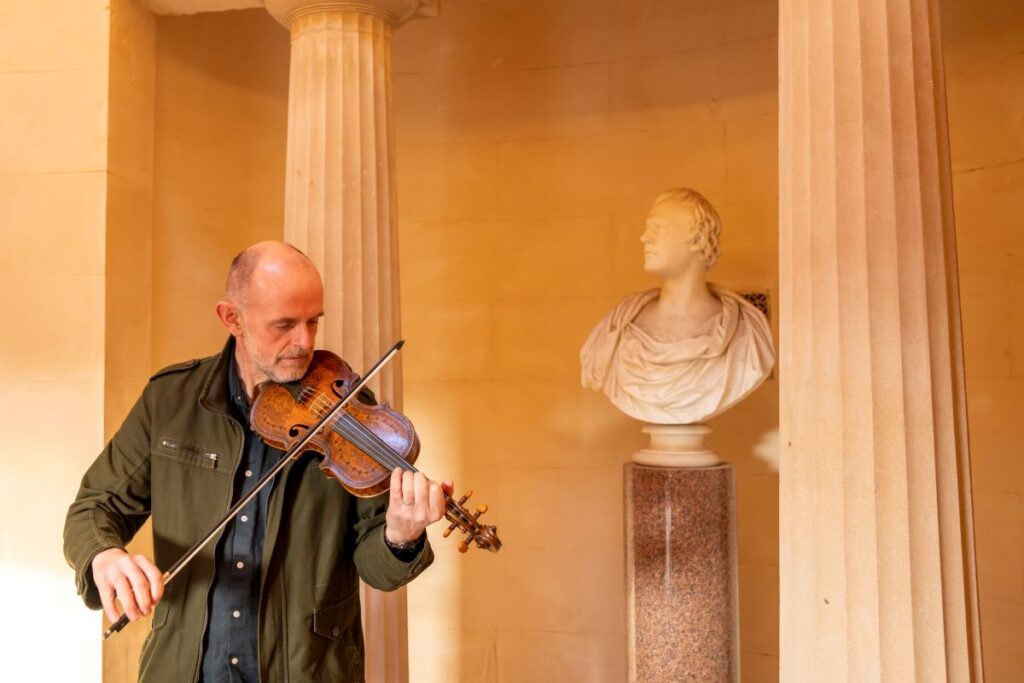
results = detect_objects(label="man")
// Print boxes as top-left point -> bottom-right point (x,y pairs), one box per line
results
64,241 -> 447,682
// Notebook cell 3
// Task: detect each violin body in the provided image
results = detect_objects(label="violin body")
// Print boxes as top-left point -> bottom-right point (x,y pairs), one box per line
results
251,351 -> 419,498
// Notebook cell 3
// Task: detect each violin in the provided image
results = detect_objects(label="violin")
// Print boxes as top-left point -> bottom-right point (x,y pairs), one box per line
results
103,341 -> 499,640
251,347 -> 502,553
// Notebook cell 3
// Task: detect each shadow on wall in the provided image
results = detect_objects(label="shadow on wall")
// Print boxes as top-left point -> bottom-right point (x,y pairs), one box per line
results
709,378 -> 779,474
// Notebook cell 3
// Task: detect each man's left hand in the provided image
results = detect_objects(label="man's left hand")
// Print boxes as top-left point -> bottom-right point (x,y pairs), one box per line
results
385,469 -> 453,544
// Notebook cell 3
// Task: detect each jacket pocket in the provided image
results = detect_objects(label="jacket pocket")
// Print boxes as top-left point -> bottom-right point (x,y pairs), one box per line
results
154,437 -> 219,470
312,589 -> 360,641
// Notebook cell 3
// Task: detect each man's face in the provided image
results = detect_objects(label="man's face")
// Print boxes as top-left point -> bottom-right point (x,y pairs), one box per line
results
235,263 -> 324,384
640,200 -> 699,277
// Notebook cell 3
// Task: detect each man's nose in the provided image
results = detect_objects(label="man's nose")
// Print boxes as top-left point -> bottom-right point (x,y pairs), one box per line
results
292,324 -> 313,350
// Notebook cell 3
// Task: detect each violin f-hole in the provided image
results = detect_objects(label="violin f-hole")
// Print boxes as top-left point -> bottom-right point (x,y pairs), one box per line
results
288,424 -> 310,439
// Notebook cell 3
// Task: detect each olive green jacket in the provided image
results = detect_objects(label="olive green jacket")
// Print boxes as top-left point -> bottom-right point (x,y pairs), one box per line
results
63,339 -> 432,682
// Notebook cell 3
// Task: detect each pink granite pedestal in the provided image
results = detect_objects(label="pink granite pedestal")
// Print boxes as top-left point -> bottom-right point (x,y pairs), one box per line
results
625,463 -> 739,682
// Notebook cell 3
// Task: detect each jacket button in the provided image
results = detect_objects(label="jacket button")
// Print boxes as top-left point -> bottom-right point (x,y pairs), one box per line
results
332,627 -> 341,637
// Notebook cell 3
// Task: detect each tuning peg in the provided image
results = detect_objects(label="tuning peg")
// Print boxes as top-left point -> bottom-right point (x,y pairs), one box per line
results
443,490 -> 501,553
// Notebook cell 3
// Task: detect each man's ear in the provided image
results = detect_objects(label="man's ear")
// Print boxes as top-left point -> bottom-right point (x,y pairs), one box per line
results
215,300 -> 244,335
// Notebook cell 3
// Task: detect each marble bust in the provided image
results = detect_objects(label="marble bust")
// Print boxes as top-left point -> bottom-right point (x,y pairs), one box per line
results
580,188 -> 775,425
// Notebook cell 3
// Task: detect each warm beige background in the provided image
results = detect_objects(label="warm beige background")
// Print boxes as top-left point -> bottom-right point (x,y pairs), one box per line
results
0,0 -> 1020,681
943,3 -> 1024,680
0,1 -> 110,680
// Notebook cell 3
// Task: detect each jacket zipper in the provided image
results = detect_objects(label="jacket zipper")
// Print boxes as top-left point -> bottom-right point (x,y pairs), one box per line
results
159,438 -> 219,468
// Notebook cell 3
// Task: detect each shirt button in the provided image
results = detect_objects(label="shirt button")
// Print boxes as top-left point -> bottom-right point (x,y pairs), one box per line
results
233,610 -> 241,618
236,561 -> 245,570
245,470 -> 253,477
240,515 -> 249,523
231,657 -> 239,666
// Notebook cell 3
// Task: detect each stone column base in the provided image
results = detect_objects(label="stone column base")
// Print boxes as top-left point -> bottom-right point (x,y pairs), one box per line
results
634,424 -> 719,468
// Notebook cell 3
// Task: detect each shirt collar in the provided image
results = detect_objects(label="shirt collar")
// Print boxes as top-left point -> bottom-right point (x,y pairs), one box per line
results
226,350 -> 252,418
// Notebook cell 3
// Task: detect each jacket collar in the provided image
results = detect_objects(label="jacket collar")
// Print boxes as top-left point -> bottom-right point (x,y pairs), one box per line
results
199,336 -> 237,417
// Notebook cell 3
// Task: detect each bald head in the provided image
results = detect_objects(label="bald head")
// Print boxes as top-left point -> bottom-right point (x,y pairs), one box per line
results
217,241 -> 325,390
225,241 -> 318,307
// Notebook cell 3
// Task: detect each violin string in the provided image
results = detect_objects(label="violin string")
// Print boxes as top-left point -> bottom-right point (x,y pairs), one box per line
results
324,398 -> 473,522
300,388 -> 470,524
299,387 -> 415,473
332,414 -> 413,473
296,385 -> 475,526
324,414 -> 471,523
300,392 -> 406,470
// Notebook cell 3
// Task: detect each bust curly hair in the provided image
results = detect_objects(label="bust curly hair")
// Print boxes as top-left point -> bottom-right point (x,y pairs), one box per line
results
653,187 -> 722,268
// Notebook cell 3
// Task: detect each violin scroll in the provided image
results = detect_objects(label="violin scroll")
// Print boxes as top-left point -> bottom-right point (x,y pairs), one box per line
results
442,490 -> 502,553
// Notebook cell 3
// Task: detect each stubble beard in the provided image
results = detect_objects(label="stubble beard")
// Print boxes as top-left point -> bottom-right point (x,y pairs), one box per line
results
240,332 -> 311,385
260,360 -> 308,384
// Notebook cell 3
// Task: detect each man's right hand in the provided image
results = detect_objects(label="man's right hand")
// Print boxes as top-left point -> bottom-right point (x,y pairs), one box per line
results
91,548 -> 165,624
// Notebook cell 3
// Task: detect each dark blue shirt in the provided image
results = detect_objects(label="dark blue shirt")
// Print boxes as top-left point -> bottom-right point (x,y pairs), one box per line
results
198,359 -> 282,683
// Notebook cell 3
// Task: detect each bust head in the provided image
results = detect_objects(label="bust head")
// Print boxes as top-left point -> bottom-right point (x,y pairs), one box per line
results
641,188 -> 722,277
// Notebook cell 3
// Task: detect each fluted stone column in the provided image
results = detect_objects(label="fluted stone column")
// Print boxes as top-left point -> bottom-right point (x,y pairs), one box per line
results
778,0 -> 983,680
264,2 -> 438,681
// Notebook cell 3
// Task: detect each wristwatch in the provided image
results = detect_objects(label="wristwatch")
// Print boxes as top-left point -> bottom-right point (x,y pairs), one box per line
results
384,528 -> 425,561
